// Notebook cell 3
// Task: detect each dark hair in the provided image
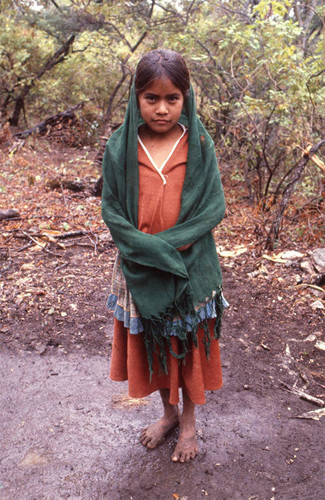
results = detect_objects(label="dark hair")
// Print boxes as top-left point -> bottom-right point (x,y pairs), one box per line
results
135,49 -> 190,100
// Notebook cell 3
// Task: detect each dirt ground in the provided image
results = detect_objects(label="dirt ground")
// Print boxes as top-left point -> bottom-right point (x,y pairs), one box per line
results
0,139 -> 324,499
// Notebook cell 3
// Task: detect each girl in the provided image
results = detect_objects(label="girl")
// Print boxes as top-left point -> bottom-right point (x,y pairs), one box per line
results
102,49 -> 226,463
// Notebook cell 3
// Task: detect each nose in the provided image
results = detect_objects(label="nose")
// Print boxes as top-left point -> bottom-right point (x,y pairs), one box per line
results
156,99 -> 168,115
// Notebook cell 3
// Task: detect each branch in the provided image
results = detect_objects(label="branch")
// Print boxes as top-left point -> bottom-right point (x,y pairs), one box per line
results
265,139 -> 325,249
35,34 -> 75,84
306,68 -> 325,111
49,0 -> 62,12
104,63 -> 129,121
131,31 -> 148,53
102,21 -> 132,50
13,103 -> 84,139
218,4 -> 252,22
148,0 -> 156,19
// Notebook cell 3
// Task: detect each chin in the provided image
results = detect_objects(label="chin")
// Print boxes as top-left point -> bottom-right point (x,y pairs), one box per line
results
152,122 -> 176,131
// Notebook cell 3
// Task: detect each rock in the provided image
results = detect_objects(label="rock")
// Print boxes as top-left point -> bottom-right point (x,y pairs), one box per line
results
0,209 -> 20,220
19,449 -> 49,467
300,260 -> 315,275
310,300 -> 324,310
310,248 -> 325,273
99,232 -> 113,242
281,250 -> 305,260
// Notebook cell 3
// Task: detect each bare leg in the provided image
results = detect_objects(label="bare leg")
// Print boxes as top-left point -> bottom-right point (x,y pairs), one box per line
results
171,388 -> 198,462
140,389 -> 179,449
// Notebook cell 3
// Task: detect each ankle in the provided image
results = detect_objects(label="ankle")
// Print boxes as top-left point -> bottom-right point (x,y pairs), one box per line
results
164,405 -> 179,419
179,411 -> 196,429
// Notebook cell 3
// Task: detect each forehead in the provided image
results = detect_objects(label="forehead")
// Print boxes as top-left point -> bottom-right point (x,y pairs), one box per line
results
141,77 -> 182,95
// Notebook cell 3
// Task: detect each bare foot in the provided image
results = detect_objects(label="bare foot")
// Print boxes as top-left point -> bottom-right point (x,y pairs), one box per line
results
171,414 -> 198,462
140,411 -> 179,449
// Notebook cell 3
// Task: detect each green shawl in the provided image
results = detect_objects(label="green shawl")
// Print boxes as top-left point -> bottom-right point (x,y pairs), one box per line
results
101,84 -> 225,376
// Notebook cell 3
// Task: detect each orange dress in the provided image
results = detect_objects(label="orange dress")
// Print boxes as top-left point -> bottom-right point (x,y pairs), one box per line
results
109,131 -> 222,405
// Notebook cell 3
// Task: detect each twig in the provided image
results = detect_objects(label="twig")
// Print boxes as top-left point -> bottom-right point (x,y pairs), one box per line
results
25,215 -> 68,220
22,231 -> 62,257
59,180 -> 68,208
17,242 -> 33,252
63,242 -> 94,249
295,283 -> 325,294
280,381 -> 325,407
55,262 -> 69,271
0,217 -> 21,222
13,102 -> 83,140
0,209 -> 20,220
89,233 -> 98,255
56,231 -> 90,239
15,229 -> 89,240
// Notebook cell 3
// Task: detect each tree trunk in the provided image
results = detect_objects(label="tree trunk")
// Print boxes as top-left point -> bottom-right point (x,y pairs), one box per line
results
9,96 -> 25,127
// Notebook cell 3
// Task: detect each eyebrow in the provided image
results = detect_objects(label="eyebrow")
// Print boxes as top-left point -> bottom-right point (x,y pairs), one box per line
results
143,92 -> 181,97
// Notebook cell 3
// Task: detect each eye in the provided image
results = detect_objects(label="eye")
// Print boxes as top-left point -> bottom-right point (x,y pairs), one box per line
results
144,94 -> 157,102
168,95 -> 181,103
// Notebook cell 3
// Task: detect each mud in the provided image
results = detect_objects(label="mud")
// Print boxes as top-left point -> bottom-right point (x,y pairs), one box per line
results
1,313 -> 324,499
1,251 -> 325,500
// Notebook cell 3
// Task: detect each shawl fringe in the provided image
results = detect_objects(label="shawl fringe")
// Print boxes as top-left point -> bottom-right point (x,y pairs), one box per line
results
142,287 -> 224,380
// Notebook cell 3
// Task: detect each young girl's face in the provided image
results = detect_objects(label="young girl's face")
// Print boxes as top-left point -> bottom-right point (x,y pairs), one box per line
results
138,77 -> 184,135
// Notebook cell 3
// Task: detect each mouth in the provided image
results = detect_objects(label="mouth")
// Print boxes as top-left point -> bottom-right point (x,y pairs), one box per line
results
154,120 -> 170,124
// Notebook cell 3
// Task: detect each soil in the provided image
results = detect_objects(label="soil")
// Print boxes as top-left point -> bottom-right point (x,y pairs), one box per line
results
0,139 -> 324,499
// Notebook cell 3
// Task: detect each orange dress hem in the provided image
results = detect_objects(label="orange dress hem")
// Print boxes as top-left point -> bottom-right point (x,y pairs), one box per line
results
110,318 -> 222,405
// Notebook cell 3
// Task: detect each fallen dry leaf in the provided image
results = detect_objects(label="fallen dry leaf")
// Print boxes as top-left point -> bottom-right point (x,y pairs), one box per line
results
262,254 -> 286,263
315,340 -> 325,351
217,245 -> 248,257
111,393 -> 149,408
295,408 -> 325,421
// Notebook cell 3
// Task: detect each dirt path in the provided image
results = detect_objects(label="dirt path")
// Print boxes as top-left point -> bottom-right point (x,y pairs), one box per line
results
1,266 -> 324,500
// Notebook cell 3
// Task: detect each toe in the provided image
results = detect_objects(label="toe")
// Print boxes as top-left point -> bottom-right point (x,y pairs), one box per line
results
140,435 -> 150,446
140,428 -> 148,439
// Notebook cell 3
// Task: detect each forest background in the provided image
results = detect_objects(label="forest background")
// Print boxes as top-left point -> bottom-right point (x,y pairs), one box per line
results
1,0 -> 324,250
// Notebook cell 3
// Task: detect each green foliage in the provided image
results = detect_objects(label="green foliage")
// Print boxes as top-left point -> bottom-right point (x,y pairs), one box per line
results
0,13 -> 54,89
173,1 -> 325,209
253,0 -> 291,19
0,0 -> 324,235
